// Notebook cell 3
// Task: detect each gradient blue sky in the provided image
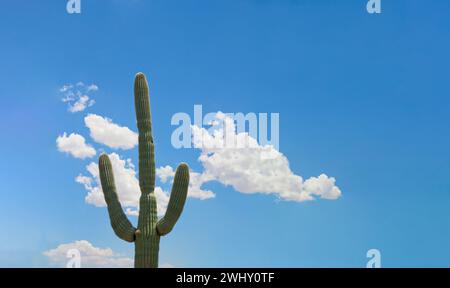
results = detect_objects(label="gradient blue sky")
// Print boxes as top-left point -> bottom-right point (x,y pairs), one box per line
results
0,0 -> 450,267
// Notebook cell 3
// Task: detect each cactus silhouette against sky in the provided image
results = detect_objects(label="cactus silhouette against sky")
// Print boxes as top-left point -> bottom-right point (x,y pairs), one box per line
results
98,73 -> 189,268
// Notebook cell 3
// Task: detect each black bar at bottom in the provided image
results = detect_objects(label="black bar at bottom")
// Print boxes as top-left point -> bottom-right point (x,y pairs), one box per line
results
0,268 -> 447,287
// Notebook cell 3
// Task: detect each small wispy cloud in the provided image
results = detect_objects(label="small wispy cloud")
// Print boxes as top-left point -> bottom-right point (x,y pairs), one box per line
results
60,82 -> 98,113
86,84 -> 99,92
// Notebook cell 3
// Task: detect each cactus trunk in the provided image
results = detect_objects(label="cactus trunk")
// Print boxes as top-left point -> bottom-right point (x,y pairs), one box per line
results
99,72 -> 189,268
135,193 -> 160,268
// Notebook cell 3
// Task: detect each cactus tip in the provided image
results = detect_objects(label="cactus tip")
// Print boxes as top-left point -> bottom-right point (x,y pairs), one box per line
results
99,153 -> 109,163
135,72 -> 146,79
178,163 -> 189,170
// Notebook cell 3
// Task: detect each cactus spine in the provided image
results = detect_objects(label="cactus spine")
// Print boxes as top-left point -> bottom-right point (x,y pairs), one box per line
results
98,72 -> 189,268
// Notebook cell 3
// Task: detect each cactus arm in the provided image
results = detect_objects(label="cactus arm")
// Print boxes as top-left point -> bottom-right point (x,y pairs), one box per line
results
99,154 -> 136,242
156,163 -> 190,236
134,73 -> 155,194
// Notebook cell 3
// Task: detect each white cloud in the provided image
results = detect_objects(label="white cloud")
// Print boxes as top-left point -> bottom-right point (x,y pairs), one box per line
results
60,82 -> 97,113
186,112 -> 342,202
77,153 -> 169,217
60,84 -> 73,93
56,133 -> 96,159
156,165 -> 215,200
68,95 -> 95,113
185,170 -> 215,200
303,174 -> 342,200
84,114 -> 138,150
43,240 -> 133,268
87,84 -> 99,92
156,166 -> 175,183
153,112 -> 341,203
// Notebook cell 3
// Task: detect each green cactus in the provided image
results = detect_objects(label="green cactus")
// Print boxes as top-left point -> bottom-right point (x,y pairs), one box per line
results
98,72 -> 189,268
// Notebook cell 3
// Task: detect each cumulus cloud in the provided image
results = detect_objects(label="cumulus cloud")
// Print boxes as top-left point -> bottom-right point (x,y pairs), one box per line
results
60,82 -> 97,113
68,109 -> 339,220
43,240 -> 133,268
56,133 -> 96,159
183,170 -> 215,200
185,112 -> 341,202
156,165 -> 215,200
156,166 -> 175,183
84,114 -> 138,150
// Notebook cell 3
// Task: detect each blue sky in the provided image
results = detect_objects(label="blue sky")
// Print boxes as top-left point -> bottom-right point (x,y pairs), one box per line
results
1,0 -> 450,267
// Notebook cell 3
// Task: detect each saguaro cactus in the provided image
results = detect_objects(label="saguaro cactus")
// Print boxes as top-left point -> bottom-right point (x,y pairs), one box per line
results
98,73 -> 189,268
